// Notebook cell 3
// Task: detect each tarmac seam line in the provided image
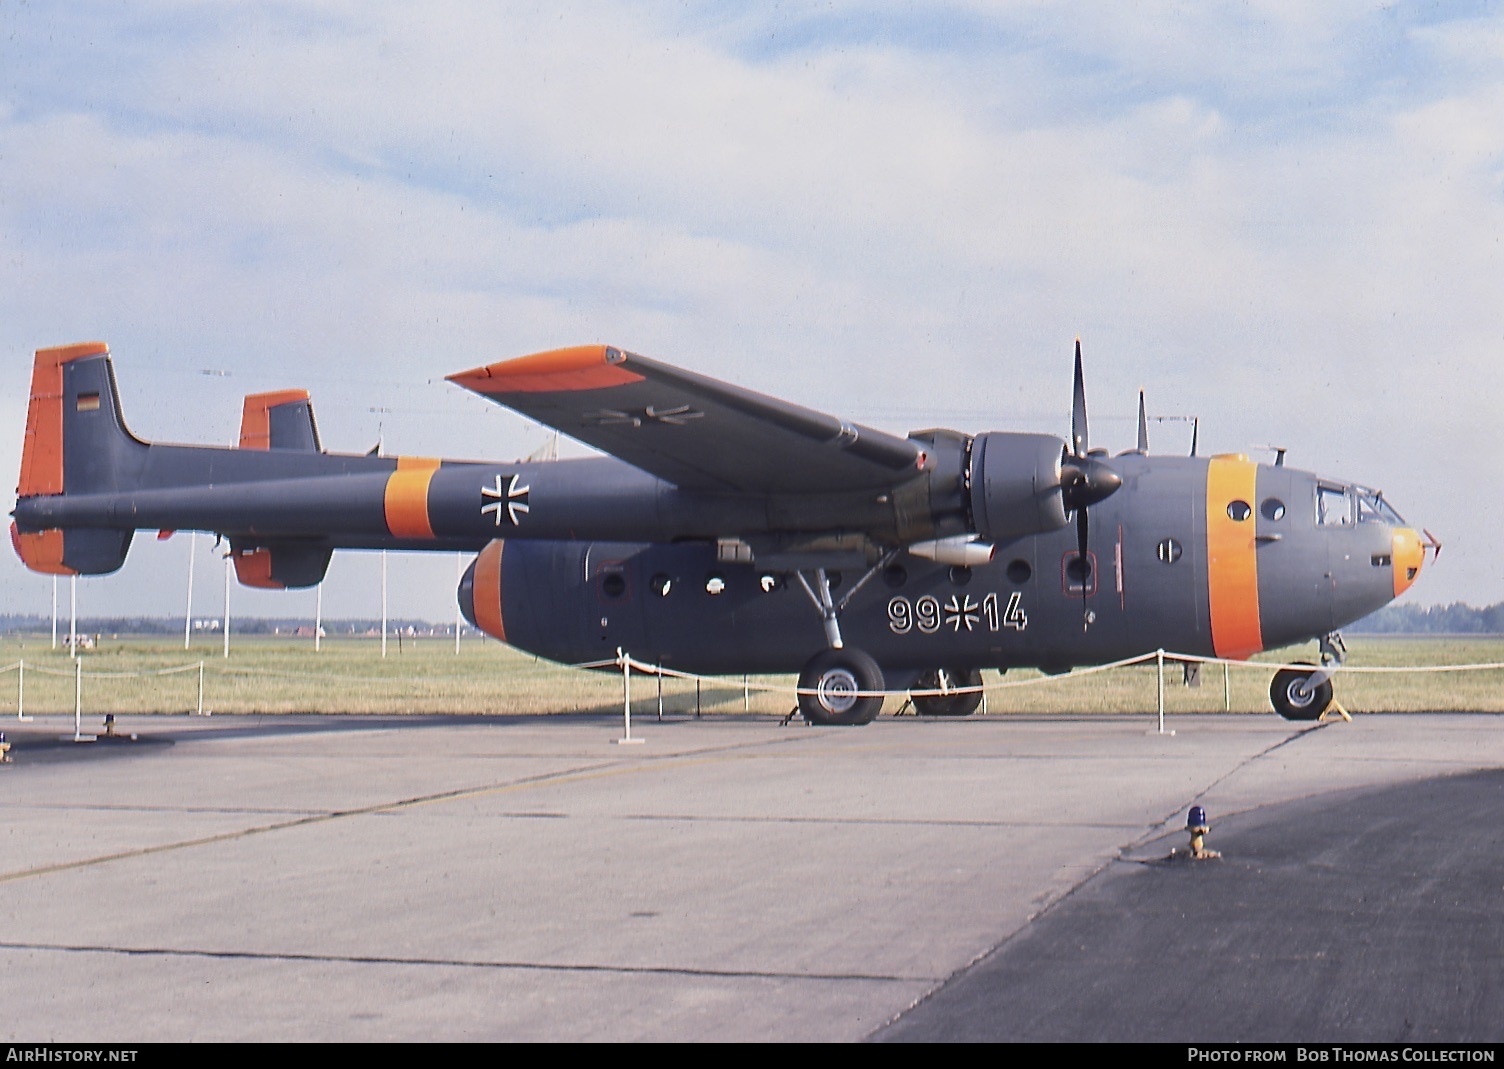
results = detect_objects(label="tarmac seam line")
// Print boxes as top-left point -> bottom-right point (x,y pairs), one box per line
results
0,939 -> 935,985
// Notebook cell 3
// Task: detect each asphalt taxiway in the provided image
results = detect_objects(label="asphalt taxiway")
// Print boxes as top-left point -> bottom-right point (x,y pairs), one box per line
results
0,711 -> 1499,1042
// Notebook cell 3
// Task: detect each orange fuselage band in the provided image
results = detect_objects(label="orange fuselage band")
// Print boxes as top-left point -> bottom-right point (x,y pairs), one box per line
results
1206,456 -> 1263,659
384,457 -> 442,540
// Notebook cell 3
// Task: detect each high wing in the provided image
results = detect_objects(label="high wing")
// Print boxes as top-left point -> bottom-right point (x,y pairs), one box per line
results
447,346 -> 923,494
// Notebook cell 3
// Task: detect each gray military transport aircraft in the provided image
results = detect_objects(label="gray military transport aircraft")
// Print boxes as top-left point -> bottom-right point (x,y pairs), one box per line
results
11,341 -> 1435,725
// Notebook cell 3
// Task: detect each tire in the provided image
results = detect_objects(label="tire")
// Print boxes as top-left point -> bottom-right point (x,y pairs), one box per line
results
1270,662 -> 1333,721
798,648 -> 885,726
912,668 -> 984,717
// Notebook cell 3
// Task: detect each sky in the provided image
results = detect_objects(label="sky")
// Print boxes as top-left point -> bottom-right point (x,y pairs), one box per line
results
2,0 -> 1501,624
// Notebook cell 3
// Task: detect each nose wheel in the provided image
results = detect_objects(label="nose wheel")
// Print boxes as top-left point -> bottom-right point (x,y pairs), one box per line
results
1269,662 -> 1333,721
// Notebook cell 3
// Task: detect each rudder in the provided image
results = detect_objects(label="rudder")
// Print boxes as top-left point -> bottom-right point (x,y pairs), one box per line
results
13,342 -> 145,575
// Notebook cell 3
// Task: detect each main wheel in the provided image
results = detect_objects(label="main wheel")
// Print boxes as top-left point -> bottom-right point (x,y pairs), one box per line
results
1270,662 -> 1333,721
798,648 -> 885,726
912,668 -> 984,717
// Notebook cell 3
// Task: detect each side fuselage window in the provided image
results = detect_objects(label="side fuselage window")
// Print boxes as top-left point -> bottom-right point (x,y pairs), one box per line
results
1316,484 -> 1352,526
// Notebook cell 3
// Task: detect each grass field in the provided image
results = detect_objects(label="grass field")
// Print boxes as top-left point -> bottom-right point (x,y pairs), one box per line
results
2,634 -> 1503,718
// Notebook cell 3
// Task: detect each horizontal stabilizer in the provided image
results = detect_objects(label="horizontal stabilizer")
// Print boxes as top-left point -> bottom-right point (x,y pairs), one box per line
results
230,541 -> 333,589
10,522 -> 133,576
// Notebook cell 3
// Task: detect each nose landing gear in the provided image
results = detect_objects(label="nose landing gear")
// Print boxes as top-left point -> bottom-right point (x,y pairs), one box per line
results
1269,632 -> 1347,721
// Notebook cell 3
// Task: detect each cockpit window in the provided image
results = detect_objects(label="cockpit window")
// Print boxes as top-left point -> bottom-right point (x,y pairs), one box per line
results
1356,487 -> 1406,526
1316,482 -> 1405,527
1316,483 -> 1352,526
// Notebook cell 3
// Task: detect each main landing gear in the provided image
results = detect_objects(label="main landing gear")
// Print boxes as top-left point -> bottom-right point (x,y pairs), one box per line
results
792,563 -> 891,726
1269,632 -> 1345,721
911,668 -> 985,717
798,648 -> 885,726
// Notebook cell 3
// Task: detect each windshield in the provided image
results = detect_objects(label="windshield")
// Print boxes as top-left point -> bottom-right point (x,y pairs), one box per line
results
1356,486 -> 1406,525
1316,482 -> 1405,527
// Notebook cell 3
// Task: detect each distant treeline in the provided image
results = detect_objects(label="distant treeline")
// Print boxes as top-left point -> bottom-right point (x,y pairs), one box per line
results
0,614 -> 455,636
1344,601 -> 1504,635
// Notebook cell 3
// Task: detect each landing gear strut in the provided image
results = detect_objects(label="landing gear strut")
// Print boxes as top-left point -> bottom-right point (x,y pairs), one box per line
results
792,560 -> 893,726
1269,632 -> 1345,721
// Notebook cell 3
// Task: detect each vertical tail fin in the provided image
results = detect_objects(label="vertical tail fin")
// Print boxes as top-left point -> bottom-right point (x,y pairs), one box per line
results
239,390 -> 322,452
12,342 -> 144,575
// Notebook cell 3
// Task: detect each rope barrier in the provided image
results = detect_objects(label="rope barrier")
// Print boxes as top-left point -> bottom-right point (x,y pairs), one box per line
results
6,644 -> 1504,722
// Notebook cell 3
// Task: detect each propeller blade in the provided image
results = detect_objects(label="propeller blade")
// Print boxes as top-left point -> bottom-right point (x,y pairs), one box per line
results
1189,417 -> 1199,458
1137,390 -> 1149,453
1071,338 -> 1088,458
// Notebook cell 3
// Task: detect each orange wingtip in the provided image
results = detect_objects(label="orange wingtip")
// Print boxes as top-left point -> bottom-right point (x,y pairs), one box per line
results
10,524 -> 75,576
447,345 -> 644,394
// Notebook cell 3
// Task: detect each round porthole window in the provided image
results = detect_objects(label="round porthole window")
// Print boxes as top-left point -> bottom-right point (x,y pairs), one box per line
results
1227,500 -> 1252,522
1157,537 -> 1183,564
1261,498 -> 1286,521
705,574 -> 727,595
1006,559 -> 1032,584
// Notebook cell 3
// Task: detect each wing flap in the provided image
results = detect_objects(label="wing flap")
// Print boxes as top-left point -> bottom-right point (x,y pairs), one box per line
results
448,345 -> 922,493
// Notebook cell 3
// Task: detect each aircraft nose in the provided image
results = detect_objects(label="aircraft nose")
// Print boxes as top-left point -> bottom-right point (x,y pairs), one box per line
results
1391,527 -> 1425,597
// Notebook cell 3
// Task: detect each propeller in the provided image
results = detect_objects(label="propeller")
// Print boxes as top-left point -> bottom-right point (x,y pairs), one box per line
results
1059,339 -> 1122,628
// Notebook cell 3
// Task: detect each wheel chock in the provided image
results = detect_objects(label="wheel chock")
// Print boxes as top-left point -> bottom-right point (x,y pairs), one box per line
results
1318,698 -> 1352,723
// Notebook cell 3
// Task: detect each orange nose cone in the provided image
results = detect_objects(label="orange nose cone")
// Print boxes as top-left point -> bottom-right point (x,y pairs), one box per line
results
1392,527 -> 1425,597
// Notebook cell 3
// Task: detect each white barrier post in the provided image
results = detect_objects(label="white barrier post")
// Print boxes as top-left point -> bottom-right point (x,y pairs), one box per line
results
17,661 -> 30,722
1156,648 -> 1166,734
184,532 -> 196,650
69,658 -> 94,743
1223,662 -> 1231,711
616,648 -> 643,745
197,661 -> 205,716
223,555 -> 232,659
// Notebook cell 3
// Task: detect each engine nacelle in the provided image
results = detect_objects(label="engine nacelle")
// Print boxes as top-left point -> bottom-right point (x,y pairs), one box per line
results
968,432 -> 1070,541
